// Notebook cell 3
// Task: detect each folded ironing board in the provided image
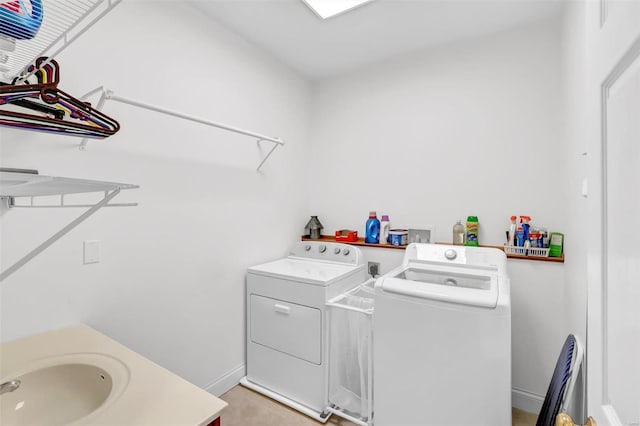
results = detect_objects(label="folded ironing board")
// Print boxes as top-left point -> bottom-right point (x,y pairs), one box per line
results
537,334 -> 584,426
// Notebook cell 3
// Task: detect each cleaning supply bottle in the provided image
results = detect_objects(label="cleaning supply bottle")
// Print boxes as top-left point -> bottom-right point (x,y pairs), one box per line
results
0,0 -> 44,40
465,216 -> 479,246
520,215 -> 531,244
508,216 -> 517,246
380,215 -> 390,245
365,211 -> 380,244
516,226 -> 525,247
452,220 -> 465,245
542,230 -> 550,248
549,232 -> 564,257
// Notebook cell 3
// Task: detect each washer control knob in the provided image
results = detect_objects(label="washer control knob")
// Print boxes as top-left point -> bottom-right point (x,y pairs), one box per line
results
319,245 -> 327,253
343,248 -> 350,256
334,247 -> 341,254
444,249 -> 457,260
304,245 -> 311,251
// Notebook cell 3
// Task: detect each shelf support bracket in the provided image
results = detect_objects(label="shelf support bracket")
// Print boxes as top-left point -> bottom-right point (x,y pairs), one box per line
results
0,189 -> 122,282
256,138 -> 281,172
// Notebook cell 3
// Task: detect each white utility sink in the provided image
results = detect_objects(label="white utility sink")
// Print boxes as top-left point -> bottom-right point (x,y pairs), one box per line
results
0,326 -> 227,426
0,353 -> 129,426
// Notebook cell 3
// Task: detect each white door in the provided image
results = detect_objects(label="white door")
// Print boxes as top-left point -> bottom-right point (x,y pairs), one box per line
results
588,1 -> 640,425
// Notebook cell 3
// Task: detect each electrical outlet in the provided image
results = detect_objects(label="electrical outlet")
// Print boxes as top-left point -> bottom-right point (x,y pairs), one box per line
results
368,261 -> 380,277
409,228 -> 433,244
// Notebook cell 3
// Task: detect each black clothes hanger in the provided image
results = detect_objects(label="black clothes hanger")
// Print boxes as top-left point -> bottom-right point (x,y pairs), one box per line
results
0,57 -> 120,138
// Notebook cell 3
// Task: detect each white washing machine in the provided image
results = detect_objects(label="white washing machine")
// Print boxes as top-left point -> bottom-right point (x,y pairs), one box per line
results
240,241 -> 366,422
373,243 -> 511,426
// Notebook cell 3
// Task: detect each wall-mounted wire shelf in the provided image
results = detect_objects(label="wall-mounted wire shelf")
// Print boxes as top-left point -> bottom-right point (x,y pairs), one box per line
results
0,168 -> 138,282
79,86 -> 286,172
1,169 -> 137,199
0,0 -> 121,83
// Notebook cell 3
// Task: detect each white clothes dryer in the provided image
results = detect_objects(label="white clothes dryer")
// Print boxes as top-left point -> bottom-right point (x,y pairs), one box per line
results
373,243 -> 511,426
241,241 -> 366,422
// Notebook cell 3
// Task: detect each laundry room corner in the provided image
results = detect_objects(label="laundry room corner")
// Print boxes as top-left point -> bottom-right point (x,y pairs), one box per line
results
306,16 -> 571,412
0,0 -> 313,396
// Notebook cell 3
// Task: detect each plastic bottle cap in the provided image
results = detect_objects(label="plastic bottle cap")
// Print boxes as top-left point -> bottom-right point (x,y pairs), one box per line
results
369,211 -> 377,218
510,215 -> 517,221
467,216 -> 478,222
381,215 -> 389,221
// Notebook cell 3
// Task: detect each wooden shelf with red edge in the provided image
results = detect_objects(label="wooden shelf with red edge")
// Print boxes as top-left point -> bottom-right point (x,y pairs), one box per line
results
301,234 -> 406,250
301,235 -> 565,263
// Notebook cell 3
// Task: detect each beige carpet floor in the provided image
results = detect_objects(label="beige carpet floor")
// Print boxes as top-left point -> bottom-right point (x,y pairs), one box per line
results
219,385 -> 539,426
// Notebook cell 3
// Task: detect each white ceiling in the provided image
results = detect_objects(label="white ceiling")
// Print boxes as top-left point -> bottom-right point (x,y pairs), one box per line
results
190,0 -> 565,81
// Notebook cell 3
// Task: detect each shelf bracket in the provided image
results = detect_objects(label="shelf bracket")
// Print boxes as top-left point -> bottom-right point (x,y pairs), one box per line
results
78,87 -> 285,171
256,139 -> 281,172
1,189 -> 125,282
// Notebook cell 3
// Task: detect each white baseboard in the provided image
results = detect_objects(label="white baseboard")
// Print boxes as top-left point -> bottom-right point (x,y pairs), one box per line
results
205,363 -> 246,397
206,369 -> 544,415
512,387 -> 544,415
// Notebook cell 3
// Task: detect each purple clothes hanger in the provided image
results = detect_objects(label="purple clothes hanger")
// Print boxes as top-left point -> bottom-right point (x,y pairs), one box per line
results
0,57 -> 120,138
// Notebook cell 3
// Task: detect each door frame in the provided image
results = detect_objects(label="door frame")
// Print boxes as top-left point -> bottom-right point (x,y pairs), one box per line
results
588,32 -> 640,426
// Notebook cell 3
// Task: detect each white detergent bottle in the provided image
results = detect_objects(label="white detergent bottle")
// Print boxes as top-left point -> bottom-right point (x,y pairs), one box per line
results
453,220 -> 465,245
380,215 -> 390,245
508,215 -> 517,246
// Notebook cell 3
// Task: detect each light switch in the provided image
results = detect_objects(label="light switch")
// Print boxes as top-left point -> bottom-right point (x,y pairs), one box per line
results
83,240 -> 100,264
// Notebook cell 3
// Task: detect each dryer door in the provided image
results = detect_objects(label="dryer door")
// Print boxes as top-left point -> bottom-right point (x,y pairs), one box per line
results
250,295 -> 322,364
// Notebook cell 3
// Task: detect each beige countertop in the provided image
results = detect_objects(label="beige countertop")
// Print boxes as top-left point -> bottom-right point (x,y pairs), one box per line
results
0,325 -> 227,425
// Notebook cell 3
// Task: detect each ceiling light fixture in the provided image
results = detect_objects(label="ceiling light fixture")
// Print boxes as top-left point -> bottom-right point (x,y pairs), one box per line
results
301,0 -> 375,20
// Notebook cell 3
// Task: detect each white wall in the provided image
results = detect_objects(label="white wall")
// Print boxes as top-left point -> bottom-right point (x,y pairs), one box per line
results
560,0 -> 589,339
308,18 -> 570,410
0,1 -> 311,395
559,2 -> 589,419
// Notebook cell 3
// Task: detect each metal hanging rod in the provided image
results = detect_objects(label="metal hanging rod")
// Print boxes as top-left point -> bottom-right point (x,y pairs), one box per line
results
79,87 -> 285,172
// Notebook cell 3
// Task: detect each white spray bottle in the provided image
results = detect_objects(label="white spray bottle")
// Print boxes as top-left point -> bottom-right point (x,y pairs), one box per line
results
508,215 -> 517,246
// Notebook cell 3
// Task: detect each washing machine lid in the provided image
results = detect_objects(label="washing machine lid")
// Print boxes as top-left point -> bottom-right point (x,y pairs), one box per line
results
378,266 -> 499,308
248,258 -> 362,286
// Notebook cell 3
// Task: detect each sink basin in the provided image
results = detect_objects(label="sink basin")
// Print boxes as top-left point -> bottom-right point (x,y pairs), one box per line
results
0,353 -> 129,426
0,325 -> 226,425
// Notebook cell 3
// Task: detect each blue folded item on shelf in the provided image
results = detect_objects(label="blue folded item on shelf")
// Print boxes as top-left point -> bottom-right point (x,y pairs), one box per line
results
0,0 -> 44,40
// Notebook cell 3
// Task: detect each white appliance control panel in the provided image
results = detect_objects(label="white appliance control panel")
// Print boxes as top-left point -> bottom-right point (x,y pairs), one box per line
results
290,241 -> 363,266
404,243 -> 506,272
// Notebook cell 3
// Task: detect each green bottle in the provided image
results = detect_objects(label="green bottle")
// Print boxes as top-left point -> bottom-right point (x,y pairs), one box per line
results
466,216 -> 479,246
549,232 -> 564,257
